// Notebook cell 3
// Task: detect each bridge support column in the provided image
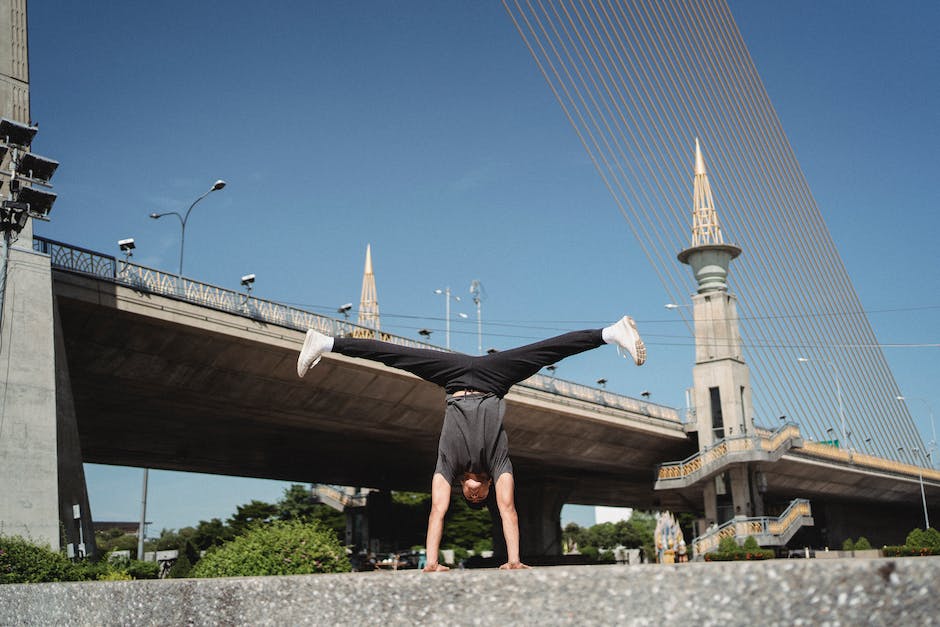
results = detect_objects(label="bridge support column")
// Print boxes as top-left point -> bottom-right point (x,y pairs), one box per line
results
510,478 -> 572,558
0,246 -> 94,557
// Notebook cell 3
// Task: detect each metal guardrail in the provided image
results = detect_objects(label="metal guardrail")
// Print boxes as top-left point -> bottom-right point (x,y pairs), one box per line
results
657,423 -> 801,482
34,236 -> 679,422
692,498 -> 813,556
796,441 -> 940,482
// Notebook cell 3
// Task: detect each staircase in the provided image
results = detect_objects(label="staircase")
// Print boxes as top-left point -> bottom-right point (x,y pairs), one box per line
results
691,498 -> 814,558
655,423 -> 803,490
311,484 -> 369,512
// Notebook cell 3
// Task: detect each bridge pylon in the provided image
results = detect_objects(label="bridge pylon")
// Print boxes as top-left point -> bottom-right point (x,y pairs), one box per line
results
675,139 -> 762,533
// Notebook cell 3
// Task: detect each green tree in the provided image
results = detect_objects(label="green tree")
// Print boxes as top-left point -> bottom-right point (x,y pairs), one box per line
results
191,520 -> 350,577
228,500 -> 278,536
391,491 -> 431,506
855,537 -> 872,550
277,484 -> 319,521
841,538 -> 855,552
442,494 -> 491,550
193,518 -> 233,551
95,530 -> 140,556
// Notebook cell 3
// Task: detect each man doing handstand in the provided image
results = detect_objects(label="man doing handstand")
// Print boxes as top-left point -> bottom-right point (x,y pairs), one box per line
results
297,315 -> 645,571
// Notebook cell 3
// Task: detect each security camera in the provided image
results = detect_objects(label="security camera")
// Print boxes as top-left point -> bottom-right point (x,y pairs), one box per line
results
240,274 -> 255,287
338,303 -> 353,314
118,238 -> 136,252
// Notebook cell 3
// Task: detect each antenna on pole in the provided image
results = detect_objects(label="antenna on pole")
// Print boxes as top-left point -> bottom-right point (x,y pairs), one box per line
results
470,279 -> 485,355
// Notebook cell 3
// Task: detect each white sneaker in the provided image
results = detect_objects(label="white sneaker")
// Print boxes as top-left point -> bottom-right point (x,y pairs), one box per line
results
607,316 -> 646,366
297,329 -> 332,378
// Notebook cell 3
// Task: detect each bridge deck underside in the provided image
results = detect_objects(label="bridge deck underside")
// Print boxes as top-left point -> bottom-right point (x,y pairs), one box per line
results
55,273 -> 692,508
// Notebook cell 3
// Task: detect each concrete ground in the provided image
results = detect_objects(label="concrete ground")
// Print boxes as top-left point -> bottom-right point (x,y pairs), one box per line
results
1,557 -> 938,626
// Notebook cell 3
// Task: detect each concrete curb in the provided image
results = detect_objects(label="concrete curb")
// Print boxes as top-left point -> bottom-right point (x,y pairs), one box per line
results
1,557 -> 938,626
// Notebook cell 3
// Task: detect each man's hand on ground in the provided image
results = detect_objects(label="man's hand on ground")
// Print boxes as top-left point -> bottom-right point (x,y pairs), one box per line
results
422,563 -> 450,573
498,561 -> 531,570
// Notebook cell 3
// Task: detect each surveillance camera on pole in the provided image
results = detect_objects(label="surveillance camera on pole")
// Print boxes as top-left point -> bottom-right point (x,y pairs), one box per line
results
117,238 -> 136,274
240,273 -> 255,298
337,303 -> 353,321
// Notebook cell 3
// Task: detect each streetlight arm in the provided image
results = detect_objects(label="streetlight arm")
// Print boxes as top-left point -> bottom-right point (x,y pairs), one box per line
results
182,189 -> 214,227
150,211 -> 184,225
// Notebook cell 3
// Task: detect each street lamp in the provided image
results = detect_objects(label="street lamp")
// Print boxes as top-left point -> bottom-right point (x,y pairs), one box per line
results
141,180 -> 224,552
900,446 -> 930,529
150,179 -> 226,294
434,287 -> 461,350
798,357 -> 847,450
897,395 -> 936,467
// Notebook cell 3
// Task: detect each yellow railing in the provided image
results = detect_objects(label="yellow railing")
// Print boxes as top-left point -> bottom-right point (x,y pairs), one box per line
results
799,442 -> 940,482
657,424 -> 800,482
693,498 -> 812,555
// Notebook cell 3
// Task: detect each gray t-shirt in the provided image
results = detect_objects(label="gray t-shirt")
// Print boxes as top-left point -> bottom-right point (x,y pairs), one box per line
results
434,393 -> 513,485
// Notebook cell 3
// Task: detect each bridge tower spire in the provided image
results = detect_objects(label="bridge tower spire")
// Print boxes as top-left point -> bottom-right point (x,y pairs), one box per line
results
677,139 -> 759,530
356,244 -> 380,332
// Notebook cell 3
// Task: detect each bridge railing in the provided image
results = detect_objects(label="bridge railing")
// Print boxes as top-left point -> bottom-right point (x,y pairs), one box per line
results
656,422 -> 801,483
35,236 -> 679,422
797,441 -> 940,483
692,498 -> 813,556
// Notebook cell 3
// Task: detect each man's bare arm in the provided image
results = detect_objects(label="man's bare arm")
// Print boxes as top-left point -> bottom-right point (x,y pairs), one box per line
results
423,473 -> 451,572
495,473 -> 530,569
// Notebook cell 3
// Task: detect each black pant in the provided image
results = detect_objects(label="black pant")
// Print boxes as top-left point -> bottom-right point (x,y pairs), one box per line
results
332,329 -> 604,398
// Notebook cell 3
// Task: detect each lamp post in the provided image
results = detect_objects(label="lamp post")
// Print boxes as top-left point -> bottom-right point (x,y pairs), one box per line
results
798,357 -> 847,450
897,395 -> 936,467
150,179 -> 226,294
900,446 -> 930,529
434,287 -> 461,350
141,180 -> 224,553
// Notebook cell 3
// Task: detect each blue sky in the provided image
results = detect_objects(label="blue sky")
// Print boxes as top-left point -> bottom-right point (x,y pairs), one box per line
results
24,1 -> 938,533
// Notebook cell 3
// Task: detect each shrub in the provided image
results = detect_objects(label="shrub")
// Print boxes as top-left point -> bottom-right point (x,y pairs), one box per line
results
854,537 -> 872,551
717,536 -> 739,555
905,527 -> 940,550
168,553 -> 193,579
704,535 -> 773,562
126,559 -> 159,580
191,520 -> 350,578
97,569 -> 132,581
742,536 -> 761,552
841,538 -> 855,552
598,550 -> 616,563
0,536 -> 83,584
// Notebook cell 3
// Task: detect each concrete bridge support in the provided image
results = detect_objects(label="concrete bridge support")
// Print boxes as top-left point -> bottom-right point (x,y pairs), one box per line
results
0,246 -> 94,557
514,478 -> 573,558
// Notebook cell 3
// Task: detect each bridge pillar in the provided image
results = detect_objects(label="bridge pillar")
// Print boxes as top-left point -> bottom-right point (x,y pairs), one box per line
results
511,478 -> 572,558
0,246 -> 95,557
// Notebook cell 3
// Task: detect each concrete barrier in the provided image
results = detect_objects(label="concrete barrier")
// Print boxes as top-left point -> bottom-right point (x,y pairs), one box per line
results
1,557 -> 938,625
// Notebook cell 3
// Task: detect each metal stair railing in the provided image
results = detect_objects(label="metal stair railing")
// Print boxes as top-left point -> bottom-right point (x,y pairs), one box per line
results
312,484 -> 368,511
692,498 -> 813,557
656,423 -> 802,486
